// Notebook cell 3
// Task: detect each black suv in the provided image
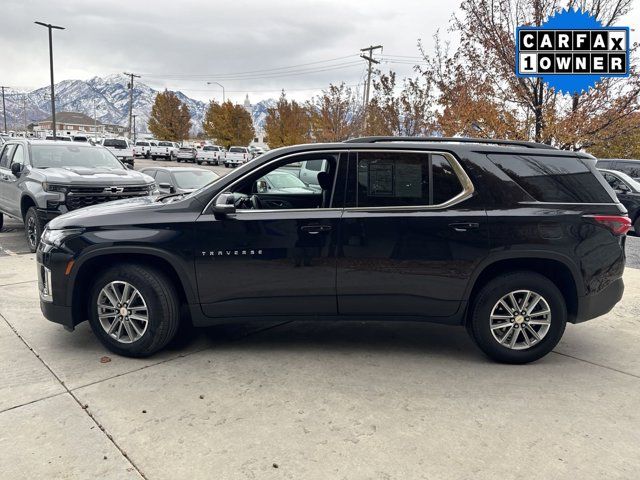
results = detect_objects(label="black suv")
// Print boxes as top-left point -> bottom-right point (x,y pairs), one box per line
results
37,138 -> 629,363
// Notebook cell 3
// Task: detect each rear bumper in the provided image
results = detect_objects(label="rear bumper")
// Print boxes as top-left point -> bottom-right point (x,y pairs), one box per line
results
574,277 -> 624,323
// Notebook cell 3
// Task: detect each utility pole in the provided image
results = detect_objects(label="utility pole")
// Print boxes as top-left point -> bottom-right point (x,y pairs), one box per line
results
132,114 -> 137,144
360,44 -> 382,131
23,95 -> 28,135
1,86 -> 7,133
35,21 -> 65,140
123,72 -> 140,139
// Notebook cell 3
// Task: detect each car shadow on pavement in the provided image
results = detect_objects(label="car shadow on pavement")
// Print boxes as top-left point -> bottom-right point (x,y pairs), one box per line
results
165,319 -> 486,363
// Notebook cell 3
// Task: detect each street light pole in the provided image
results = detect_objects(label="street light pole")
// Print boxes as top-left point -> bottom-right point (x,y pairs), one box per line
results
35,21 -> 65,140
132,114 -> 137,144
206,81 -> 225,102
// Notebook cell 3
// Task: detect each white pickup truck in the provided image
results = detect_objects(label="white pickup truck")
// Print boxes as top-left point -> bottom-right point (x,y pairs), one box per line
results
134,140 -> 153,158
196,145 -> 225,165
153,141 -> 179,161
224,146 -> 250,168
102,138 -> 135,167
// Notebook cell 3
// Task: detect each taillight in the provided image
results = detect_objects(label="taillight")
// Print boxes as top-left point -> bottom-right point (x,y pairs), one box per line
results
586,215 -> 632,235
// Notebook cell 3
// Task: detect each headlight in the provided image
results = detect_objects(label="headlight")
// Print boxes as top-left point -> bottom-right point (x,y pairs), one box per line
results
148,182 -> 159,194
42,182 -> 69,193
41,228 -> 84,247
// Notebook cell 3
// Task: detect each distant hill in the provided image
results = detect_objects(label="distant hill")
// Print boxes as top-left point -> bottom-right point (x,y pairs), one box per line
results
2,74 -> 275,135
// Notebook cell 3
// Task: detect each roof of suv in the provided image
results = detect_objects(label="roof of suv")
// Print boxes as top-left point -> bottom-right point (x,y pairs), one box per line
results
4,138 -> 96,147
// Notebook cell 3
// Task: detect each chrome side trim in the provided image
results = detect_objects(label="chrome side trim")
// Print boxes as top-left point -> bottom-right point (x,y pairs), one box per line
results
203,149 -> 474,214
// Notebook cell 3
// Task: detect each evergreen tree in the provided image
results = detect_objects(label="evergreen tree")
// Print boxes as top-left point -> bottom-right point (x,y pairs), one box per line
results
202,100 -> 254,148
147,90 -> 192,141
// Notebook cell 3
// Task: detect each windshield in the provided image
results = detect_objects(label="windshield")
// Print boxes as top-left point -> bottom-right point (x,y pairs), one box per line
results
230,147 -> 246,153
266,172 -> 306,189
173,170 -> 219,189
31,145 -> 124,169
103,139 -> 128,148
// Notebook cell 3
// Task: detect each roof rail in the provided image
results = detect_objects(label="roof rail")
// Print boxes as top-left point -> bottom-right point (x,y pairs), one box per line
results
343,136 -> 557,150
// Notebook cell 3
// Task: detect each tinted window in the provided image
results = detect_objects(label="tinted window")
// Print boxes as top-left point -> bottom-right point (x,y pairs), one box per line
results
155,171 -> 172,185
357,152 -> 429,207
0,144 -> 16,168
173,170 -> 219,189
103,139 -> 128,148
489,154 -> 613,203
305,159 -> 324,171
616,161 -> 640,179
230,147 -> 247,153
158,141 -> 173,147
203,146 -> 220,151
136,142 -> 149,146
432,154 -> 463,204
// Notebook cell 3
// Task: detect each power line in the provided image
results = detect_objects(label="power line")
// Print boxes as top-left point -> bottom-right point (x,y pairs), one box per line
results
139,54 -> 360,79
142,61 -> 364,82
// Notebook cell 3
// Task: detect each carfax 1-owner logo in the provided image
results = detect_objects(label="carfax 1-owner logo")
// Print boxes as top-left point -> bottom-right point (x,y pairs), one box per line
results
515,8 -> 630,94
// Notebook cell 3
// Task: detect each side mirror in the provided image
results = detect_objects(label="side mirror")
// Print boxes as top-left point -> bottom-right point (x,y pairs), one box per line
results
256,179 -> 268,193
11,162 -> 23,176
159,182 -> 175,193
213,193 -> 236,218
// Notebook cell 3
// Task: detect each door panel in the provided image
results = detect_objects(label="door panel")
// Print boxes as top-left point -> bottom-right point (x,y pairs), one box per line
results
336,150 -> 489,318
337,209 -> 488,316
195,210 -> 341,317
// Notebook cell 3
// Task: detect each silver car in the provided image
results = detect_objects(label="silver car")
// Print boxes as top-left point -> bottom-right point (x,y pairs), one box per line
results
140,166 -> 220,194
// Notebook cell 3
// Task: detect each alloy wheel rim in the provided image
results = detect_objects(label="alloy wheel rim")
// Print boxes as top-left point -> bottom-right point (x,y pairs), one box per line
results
27,217 -> 37,248
489,290 -> 551,350
97,281 -> 149,344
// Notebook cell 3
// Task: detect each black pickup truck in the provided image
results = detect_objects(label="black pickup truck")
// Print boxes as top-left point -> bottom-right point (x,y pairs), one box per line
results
37,137 -> 629,363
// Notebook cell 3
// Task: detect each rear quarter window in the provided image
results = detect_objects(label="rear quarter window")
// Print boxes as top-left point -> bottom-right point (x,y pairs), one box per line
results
488,154 -> 614,203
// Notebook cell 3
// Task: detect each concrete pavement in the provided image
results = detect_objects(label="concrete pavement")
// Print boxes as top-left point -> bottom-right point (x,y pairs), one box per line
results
0,252 -> 639,479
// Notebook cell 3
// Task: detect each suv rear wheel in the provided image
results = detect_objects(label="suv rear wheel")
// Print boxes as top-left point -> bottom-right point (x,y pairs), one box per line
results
25,207 -> 44,252
0,212 -> 3,231
468,271 -> 567,364
88,264 -> 180,357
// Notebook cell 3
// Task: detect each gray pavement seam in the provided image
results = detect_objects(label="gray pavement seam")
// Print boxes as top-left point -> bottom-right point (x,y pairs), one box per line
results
0,311 -> 149,480
551,350 -> 640,380
0,280 -> 38,288
0,391 -> 67,415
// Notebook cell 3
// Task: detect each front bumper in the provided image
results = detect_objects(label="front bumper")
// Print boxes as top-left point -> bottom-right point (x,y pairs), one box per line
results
574,277 -> 624,323
37,246 -> 77,330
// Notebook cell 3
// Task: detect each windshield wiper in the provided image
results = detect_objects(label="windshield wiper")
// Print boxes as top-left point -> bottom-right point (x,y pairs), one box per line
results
156,192 -> 185,202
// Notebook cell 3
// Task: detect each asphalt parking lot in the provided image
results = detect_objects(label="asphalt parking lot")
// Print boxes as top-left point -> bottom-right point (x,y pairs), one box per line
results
1,162 -> 640,478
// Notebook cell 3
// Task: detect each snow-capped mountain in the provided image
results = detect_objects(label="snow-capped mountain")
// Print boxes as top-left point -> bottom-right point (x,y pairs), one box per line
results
2,74 -> 273,134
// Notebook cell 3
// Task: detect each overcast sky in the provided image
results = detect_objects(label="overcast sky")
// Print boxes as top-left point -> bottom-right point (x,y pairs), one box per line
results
1,0 -> 638,104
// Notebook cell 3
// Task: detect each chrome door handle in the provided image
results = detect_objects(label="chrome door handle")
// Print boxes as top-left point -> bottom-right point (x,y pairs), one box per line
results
300,224 -> 332,234
449,222 -> 479,232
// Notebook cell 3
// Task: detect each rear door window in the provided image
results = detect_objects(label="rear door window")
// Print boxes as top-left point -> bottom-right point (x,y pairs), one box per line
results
488,154 -> 614,203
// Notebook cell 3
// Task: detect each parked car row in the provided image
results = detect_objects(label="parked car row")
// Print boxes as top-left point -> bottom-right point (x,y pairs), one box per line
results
133,140 -> 180,160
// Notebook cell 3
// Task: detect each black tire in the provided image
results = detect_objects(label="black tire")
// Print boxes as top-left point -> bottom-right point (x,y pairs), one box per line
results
88,263 -> 180,357
151,156 -> 157,161
145,151 -> 150,159
467,271 -> 567,364
634,217 -> 640,236
24,207 -> 45,253
0,212 -> 3,231
196,160 -> 203,165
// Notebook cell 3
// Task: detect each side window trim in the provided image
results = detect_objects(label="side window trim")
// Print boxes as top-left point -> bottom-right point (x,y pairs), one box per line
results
346,149 -> 474,211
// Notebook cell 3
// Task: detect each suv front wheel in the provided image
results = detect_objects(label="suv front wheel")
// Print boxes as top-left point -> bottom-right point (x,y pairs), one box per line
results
25,207 -> 44,252
88,264 -> 180,357
468,271 -> 567,364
